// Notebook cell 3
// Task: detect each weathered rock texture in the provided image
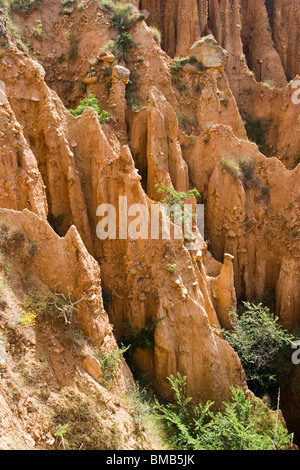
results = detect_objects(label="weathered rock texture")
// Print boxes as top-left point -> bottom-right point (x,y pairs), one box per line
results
0,41 -> 246,409
0,208 -> 148,450
0,0 -> 300,445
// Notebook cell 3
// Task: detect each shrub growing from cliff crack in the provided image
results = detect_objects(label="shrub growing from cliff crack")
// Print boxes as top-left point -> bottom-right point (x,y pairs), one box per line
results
155,183 -> 200,228
220,156 -> 255,181
220,157 -> 242,179
171,57 -> 205,73
149,25 -> 161,44
223,302 -> 297,397
155,373 -> 293,450
97,345 -> 130,385
122,317 -> 164,355
10,0 -> 40,13
103,31 -> 135,61
68,94 -> 110,125
98,0 -> 142,31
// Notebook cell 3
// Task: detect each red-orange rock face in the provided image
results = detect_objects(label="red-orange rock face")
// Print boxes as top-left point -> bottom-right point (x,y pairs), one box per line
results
0,0 -> 299,448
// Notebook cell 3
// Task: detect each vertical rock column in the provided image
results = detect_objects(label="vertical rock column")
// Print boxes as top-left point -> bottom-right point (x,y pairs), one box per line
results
109,65 -> 131,141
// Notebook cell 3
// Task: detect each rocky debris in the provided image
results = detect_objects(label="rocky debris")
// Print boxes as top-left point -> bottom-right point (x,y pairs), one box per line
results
0,80 -> 8,105
99,52 -> 115,63
189,35 -> 228,69
209,253 -> 237,330
84,74 -> 98,84
0,339 -> 6,368
0,96 -> 48,218
138,0 -> 298,86
83,356 -> 102,383
112,65 -> 131,83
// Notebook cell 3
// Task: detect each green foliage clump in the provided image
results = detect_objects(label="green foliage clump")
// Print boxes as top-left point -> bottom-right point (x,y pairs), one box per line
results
149,25 -> 161,44
98,0 -> 137,31
33,23 -> 43,37
220,157 -> 242,179
68,94 -> 110,125
0,5 -> 32,53
242,114 -> 273,153
67,29 -> 78,59
237,156 -> 255,180
223,302 -> 297,396
155,183 -> 200,207
0,0 -> 41,13
98,1 -> 139,60
155,183 -> 200,227
103,30 -> 134,61
10,0 -> 38,13
21,287 -> 64,322
220,156 -> 255,181
165,263 -> 176,273
155,373 -> 293,450
122,317 -> 164,355
171,56 -> 205,73
97,345 -> 129,385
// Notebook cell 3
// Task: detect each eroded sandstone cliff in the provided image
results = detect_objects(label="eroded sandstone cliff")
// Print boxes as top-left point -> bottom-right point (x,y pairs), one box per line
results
0,0 -> 299,448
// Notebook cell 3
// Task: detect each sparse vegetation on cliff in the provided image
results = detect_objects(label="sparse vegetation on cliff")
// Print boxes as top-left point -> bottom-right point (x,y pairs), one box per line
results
68,94 -> 110,125
155,373 -> 293,450
223,302 -> 298,397
2,0 -> 40,13
220,156 -> 255,181
149,25 -> 161,44
122,317 -> 164,355
171,56 -> 205,73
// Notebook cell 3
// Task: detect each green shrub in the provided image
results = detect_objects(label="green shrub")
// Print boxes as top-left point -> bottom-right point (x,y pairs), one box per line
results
10,0 -> 37,12
155,373 -> 293,450
126,94 -> 141,112
223,302 -> 297,396
67,29 -> 78,59
68,94 -> 110,125
122,317 -> 164,355
155,183 -> 200,207
98,0 -> 137,31
149,25 -> 161,44
261,185 -> 270,196
171,56 -> 205,73
103,31 -> 134,61
21,287 -> 64,322
220,156 -> 255,181
238,157 -> 255,180
165,263 -> 176,273
242,114 -> 273,152
220,157 -> 242,179
97,345 -> 129,385
155,183 -> 200,229
33,23 -> 43,37
98,1 -> 138,60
